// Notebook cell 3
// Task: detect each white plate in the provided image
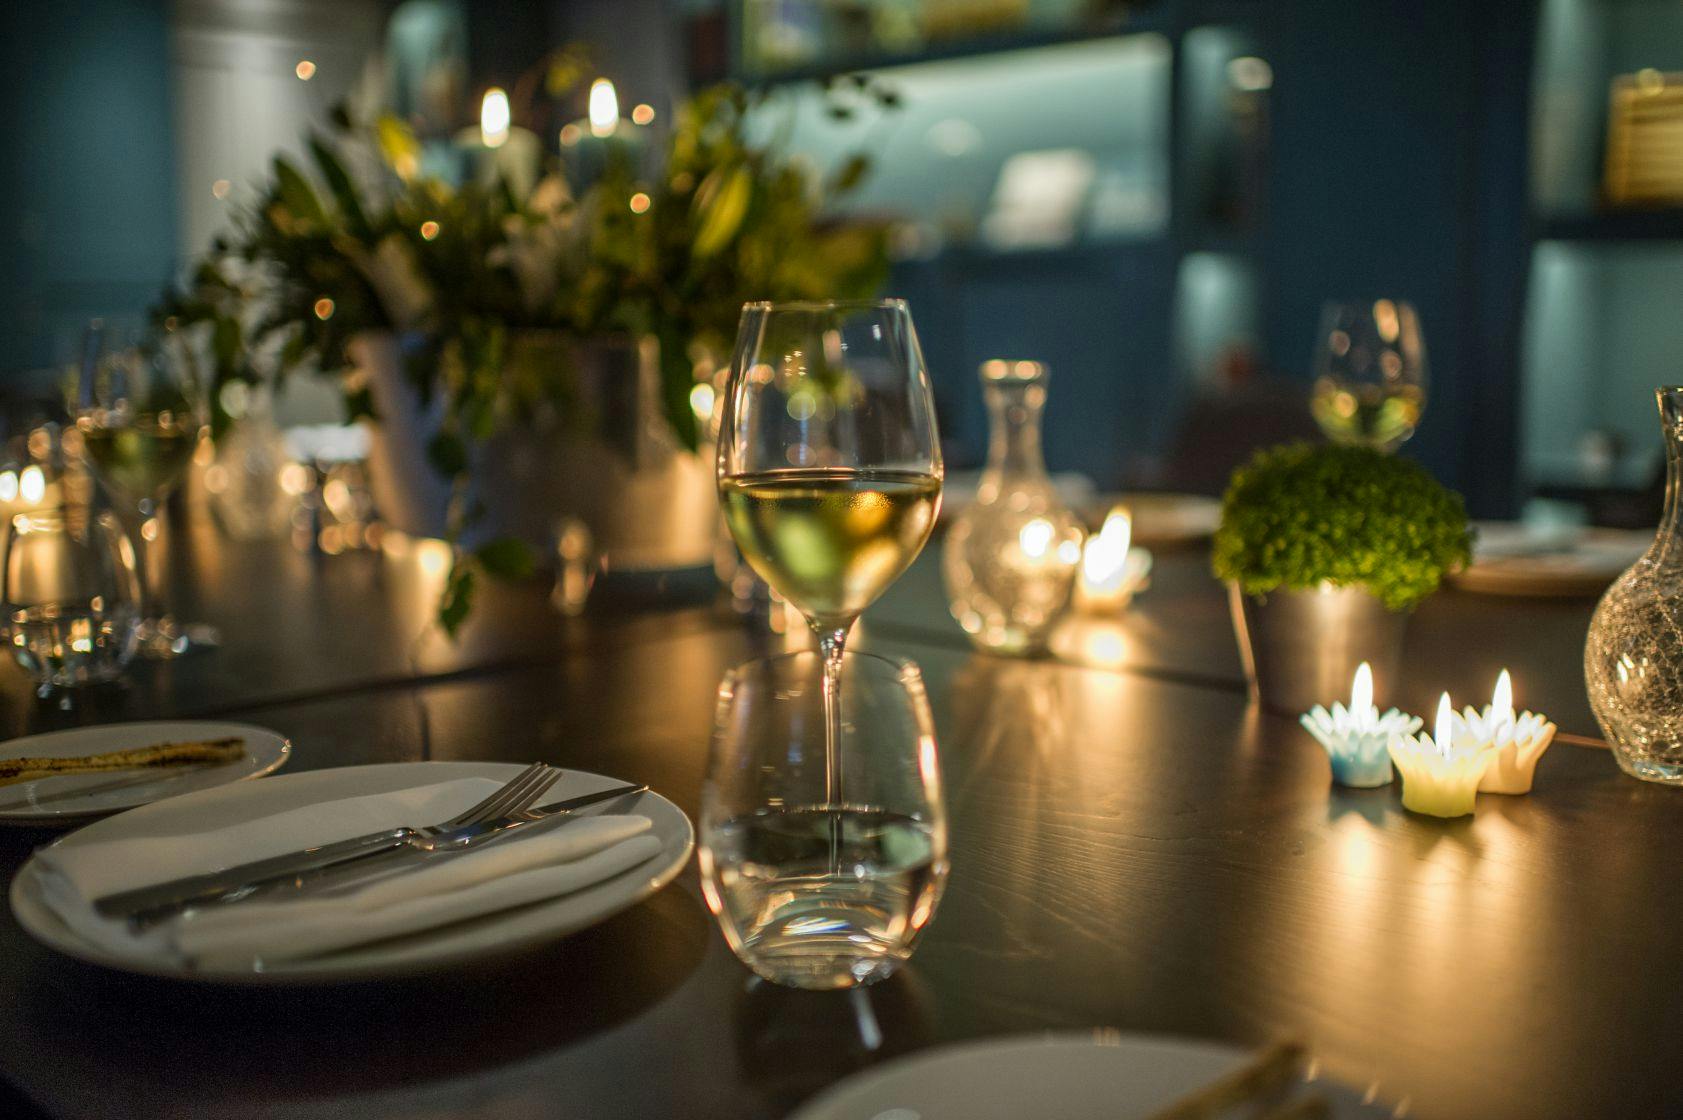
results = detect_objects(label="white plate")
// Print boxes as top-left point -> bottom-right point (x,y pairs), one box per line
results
0,721 -> 291,824
788,1033 -> 1394,1120
1450,521 -> 1649,597
9,761 -> 694,984
1083,492 -> 1223,546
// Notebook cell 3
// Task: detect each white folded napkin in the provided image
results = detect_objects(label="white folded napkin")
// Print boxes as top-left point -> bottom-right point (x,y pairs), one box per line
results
34,778 -> 660,969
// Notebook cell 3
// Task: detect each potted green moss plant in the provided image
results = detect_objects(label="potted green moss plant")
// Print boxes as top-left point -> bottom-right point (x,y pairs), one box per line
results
1212,443 -> 1473,712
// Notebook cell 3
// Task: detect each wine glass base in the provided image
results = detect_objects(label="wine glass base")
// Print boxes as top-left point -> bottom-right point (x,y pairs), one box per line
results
136,618 -> 220,659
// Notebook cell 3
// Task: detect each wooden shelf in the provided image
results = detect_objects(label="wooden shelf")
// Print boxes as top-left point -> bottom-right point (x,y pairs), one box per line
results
1534,210 -> 1683,243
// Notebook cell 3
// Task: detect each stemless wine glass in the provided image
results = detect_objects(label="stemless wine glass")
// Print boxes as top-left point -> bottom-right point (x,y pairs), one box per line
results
700,650 -> 948,989
1,508 -> 141,703
1309,299 -> 1427,452
716,299 -> 943,837
74,325 -> 217,657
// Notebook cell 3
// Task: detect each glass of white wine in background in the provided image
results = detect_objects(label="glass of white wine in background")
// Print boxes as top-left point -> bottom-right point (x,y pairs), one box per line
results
1,508 -> 140,703
716,298 -> 943,863
75,327 -> 217,657
1309,299 -> 1427,452
700,650 -> 948,989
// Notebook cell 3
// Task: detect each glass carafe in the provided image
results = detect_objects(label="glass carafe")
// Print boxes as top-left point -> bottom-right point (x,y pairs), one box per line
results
943,360 -> 1084,655
1585,386 -> 1683,785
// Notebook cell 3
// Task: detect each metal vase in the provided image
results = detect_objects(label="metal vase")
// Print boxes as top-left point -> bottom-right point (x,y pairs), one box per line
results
354,330 -> 717,575
1228,583 -> 1409,714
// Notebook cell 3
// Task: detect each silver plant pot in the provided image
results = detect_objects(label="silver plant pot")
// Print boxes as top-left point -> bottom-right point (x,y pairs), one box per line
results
1227,583 -> 1409,714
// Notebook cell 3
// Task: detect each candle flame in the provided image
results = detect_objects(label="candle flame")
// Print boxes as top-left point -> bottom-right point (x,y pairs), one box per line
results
1351,661 -> 1373,721
1080,507 -> 1132,592
19,466 -> 45,505
1492,669 -> 1514,729
1434,692 -> 1454,757
480,87 -> 511,149
588,78 -> 619,138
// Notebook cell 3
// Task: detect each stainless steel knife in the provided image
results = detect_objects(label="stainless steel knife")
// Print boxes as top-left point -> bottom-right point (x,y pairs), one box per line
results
92,783 -> 648,926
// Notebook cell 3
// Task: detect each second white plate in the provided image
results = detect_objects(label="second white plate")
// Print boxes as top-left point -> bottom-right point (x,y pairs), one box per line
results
789,1033 -> 1393,1120
0,720 -> 291,824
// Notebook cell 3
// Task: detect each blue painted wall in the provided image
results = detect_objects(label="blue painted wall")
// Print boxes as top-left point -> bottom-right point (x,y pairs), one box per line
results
0,1 -> 180,376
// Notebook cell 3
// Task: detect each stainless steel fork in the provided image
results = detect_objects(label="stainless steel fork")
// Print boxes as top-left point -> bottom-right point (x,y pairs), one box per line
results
92,763 -> 564,922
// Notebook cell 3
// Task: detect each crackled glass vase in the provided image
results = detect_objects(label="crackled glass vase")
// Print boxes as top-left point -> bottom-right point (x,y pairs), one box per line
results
943,360 -> 1084,655
1585,387 -> 1683,785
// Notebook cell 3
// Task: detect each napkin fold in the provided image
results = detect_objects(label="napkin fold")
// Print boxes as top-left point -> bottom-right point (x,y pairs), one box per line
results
33,778 -> 661,969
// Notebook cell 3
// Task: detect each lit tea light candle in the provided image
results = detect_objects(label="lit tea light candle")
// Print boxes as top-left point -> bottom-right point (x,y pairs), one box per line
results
1460,669 -> 1556,794
1300,662 -> 1420,787
1388,693 -> 1493,818
1076,507 -> 1153,612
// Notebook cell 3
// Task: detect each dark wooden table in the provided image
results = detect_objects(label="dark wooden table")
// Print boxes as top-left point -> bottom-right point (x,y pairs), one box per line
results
0,512 -> 1677,1120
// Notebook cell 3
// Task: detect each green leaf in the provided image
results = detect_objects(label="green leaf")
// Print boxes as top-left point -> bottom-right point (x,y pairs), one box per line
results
307,134 -> 371,239
692,165 -> 753,259
375,113 -> 422,178
271,156 -> 328,228
474,537 -> 537,580
426,430 -> 469,478
827,154 -> 870,195
656,326 -> 700,452
438,564 -> 474,637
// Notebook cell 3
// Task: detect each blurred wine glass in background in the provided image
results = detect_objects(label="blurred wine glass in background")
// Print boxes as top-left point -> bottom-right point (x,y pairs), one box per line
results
1310,299 -> 1427,453
74,324 -> 218,657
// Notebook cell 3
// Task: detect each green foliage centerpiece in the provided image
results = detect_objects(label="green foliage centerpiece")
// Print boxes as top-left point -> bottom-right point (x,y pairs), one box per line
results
164,54 -> 898,632
1213,443 -> 1472,711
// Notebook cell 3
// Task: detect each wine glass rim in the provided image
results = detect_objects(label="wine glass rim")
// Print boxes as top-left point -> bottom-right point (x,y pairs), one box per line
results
742,298 -> 908,313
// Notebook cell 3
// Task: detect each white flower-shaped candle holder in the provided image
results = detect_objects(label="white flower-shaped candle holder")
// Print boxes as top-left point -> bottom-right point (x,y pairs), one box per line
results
1389,693 -> 1493,818
1300,662 -> 1420,787
1458,670 -> 1557,794
1075,508 -> 1153,613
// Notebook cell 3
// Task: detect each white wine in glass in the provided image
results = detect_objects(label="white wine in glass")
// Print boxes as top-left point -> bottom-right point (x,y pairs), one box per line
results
718,467 -> 940,629
77,415 -> 198,505
716,300 -> 943,869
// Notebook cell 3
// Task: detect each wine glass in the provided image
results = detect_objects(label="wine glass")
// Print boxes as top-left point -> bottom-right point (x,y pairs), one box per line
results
1,508 -> 141,704
716,299 -> 943,842
1309,299 -> 1427,452
74,325 -> 217,657
700,650 -> 948,989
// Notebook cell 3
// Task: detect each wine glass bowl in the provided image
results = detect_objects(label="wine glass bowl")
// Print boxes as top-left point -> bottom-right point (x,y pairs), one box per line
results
717,299 -> 943,635
1,508 -> 141,701
74,327 -> 215,657
1309,299 -> 1427,452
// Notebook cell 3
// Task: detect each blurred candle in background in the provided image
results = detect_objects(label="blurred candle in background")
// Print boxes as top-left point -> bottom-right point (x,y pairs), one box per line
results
560,78 -> 648,189
1076,506 -> 1152,612
458,87 -> 540,199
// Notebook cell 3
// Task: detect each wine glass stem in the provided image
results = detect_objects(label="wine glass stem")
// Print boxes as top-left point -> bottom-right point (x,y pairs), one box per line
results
132,499 -> 166,623
816,622 -> 850,875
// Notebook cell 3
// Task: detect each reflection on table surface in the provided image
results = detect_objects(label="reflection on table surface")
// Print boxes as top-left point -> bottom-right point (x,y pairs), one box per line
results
0,509 -> 1675,1120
